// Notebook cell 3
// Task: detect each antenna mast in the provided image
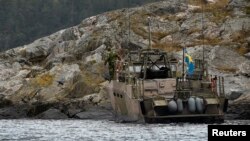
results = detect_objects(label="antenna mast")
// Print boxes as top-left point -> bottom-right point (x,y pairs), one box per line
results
201,0 -> 205,74
127,0 -> 131,47
128,0 -> 131,44
148,17 -> 152,49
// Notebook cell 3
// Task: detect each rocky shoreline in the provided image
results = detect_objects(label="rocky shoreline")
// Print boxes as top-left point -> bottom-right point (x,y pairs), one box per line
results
226,103 -> 250,120
0,0 -> 250,120
0,81 -> 114,120
226,92 -> 250,120
1,98 -> 250,120
1,86 -> 250,120
0,88 -> 114,120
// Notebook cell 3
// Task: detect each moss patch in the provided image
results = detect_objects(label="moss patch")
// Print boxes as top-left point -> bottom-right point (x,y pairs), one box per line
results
207,0 -> 229,9
190,37 -> 222,47
187,28 -> 201,35
245,6 -> 250,15
35,73 -> 54,87
189,0 -> 232,23
68,81 -> 94,98
236,47 -> 250,56
231,30 -> 250,44
152,31 -> 169,41
216,66 -> 238,73
131,26 -> 148,39
210,10 -> 231,24
188,0 -> 229,9
152,42 -> 182,52
188,0 -> 206,6
106,11 -> 123,23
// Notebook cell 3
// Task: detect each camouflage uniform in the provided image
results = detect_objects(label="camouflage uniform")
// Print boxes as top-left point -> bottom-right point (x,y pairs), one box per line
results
105,50 -> 120,81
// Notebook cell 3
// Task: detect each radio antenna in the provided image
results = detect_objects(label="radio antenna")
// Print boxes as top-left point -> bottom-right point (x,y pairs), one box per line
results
127,0 -> 131,48
201,0 -> 205,75
148,17 -> 152,49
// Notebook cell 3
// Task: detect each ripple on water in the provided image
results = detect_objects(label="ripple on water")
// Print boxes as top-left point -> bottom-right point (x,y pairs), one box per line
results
0,120 -> 249,141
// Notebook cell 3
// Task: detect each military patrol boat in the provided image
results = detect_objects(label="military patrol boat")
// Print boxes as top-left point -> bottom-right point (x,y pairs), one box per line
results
107,47 -> 228,123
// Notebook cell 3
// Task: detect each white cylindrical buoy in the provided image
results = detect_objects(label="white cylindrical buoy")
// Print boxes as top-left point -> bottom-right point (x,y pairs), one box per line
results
168,100 -> 177,113
177,99 -> 183,113
188,97 -> 196,113
196,97 -> 204,114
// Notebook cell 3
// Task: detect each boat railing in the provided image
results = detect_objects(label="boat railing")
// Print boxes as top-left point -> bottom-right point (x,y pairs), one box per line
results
176,75 -> 225,98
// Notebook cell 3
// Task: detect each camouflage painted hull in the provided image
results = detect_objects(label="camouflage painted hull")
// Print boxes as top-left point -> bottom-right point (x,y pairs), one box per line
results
108,79 -> 228,123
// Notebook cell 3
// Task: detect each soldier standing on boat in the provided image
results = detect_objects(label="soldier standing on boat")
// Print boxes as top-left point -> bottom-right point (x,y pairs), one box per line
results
104,47 -> 121,82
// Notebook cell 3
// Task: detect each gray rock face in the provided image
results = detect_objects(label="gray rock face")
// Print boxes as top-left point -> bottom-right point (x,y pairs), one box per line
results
208,47 -> 250,97
61,27 -> 80,41
0,106 -> 26,119
209,46 -> 246,69
239,62 -> 250,76
75,107 -> 113,120
245,52 -> 250,59
228,89 -> 245,100
23,38 -> 53,62
223,18 -> 250,33
0,61 -> 27,96
67,108 -> 83,117
0,94 -> 12,108
35,108 -> 68,119
229,0 -> 250,7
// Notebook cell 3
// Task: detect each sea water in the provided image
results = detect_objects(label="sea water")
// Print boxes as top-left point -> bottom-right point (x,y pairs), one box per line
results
0,120 -> 249,141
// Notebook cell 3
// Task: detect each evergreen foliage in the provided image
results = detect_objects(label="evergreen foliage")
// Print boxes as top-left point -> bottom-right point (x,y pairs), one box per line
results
0,0 -> 160,51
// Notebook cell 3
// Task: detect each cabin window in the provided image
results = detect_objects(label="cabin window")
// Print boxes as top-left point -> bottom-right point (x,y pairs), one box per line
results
143,67 -> 169,79
129,66 -> 141,73
150,65 -> 165,71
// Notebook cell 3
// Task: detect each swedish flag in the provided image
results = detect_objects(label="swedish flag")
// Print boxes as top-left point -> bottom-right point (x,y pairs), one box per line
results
184,48 -> 195,75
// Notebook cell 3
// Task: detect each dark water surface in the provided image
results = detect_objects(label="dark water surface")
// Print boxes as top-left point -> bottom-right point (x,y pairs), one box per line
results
0,120 -> 249,141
